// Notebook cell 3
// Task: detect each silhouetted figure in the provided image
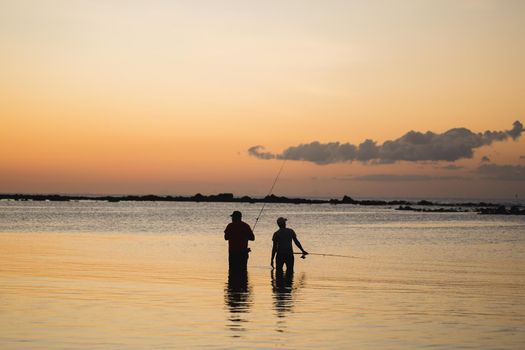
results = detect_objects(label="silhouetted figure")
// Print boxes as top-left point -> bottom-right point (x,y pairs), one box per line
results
271,217 -> 308,272
224,211 -> 255,271
225,268 -> 253,334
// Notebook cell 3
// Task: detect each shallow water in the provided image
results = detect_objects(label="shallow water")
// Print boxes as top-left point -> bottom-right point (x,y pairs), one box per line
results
1,201 -> 524,349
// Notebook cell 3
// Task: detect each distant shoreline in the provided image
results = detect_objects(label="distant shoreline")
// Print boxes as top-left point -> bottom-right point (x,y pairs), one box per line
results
1,193 -> 524,215
0,192 -> 501,206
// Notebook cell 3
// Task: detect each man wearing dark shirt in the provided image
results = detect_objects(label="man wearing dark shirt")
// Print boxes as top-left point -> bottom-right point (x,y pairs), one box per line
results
224,211 -> 255,271
271,217 -> 308,272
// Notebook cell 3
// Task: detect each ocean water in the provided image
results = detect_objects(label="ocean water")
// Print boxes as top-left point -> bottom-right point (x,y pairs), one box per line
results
0,201 -> 524,349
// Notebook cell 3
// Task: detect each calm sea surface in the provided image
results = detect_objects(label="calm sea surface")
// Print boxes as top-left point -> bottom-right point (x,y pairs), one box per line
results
1,201 -> 524,349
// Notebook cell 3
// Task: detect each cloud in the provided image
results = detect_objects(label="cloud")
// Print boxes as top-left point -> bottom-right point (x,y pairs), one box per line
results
439,164 -> 464,170
520,155 -> 525,160
248,145 -> 275,160
249,121 -> 523,165
280,141 -> 358,164
347,174 -> 467,181
481,156 -> 491,163
476,164 -> 525,181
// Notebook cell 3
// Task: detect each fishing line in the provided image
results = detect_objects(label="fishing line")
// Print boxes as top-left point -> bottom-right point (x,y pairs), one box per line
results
252,159 -> 287,232
293,252 -> 360,259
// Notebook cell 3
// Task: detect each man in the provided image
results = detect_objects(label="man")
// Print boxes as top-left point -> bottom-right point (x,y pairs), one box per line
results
224,211 -> 255,271
271,217 -> 308,272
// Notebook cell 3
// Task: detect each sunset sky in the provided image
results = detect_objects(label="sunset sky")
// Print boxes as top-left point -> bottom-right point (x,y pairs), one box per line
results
1,1 -> 524,199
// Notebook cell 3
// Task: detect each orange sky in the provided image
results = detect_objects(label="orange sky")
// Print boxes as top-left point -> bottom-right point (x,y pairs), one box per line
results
1,1 -> 524,199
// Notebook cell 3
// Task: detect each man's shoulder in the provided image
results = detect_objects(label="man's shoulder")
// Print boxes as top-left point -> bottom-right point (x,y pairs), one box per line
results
229,221 -> 253,233
283,228 -> 296,238
240,221 -> 252,230
273,228 -> 291,236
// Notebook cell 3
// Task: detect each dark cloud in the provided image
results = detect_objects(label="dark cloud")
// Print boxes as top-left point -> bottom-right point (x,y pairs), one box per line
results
481,156 -> 491,163
248,145 -> 275,160
476,164 -> 525,181
280,141 -> 357,164
348,174 -> 467,181
520,155 -> 525,160
249,121 -> 523,165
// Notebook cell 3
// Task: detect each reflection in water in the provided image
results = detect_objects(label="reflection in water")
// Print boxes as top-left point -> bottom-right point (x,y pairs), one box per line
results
224,268 -> 253,335
271,269 -> 305,332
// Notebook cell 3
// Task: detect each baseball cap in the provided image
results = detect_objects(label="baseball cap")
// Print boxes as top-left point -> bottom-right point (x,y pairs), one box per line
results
276,217 -> 287,225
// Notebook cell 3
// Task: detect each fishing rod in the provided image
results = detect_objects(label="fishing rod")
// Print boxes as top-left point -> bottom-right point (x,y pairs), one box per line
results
252,159 -> 287,232
293,252 -> 359,259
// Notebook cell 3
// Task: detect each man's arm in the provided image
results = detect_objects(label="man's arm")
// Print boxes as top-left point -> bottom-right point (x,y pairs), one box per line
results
292,232 -> 308,255
247,224 -> 255,241
224,225 -> 230,241
271,240 -> 278,268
